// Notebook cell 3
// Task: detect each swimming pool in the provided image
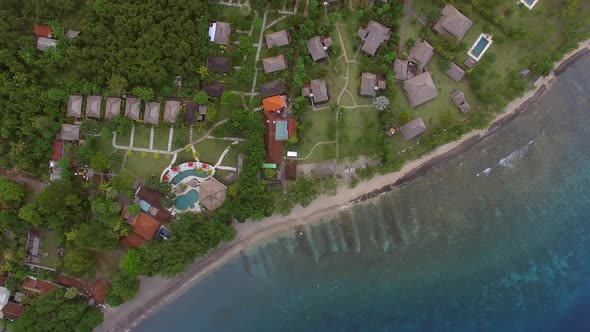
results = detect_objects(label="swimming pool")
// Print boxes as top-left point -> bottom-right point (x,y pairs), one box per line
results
471,37 -> 489,58
175,190 -> 199,211
171,169 -> 209,184
520,0 -> 539,9
468,33 -> 493,61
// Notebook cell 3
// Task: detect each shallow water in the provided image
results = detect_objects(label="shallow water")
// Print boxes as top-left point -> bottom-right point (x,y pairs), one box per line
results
136,56 -> 590,332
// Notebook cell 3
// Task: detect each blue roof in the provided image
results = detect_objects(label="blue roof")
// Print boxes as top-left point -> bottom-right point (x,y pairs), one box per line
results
275,120 -> 288,141
139,200 -> 152,212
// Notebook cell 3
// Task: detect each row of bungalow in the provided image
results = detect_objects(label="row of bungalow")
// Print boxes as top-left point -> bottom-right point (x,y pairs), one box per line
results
66,95 -> 210,126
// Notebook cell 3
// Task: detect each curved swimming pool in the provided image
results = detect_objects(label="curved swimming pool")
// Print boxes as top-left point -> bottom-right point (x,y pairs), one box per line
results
175,190 -> 199,210
171,169 -> 209,185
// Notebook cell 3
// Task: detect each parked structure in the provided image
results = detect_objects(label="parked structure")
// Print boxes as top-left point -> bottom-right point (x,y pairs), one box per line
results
357,21 -> 390,56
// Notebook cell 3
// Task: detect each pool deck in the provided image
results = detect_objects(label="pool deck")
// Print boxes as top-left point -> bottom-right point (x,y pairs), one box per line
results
165,161 -> 216,213
468,33 -> 493,62
519,0 -> 539,10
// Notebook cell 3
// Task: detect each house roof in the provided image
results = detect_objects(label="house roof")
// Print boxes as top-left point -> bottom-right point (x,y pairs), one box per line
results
360,72 -> 378,97
51,141 -> 63,162
451,90 -> 471,113
265,30 -> 290,48
464,58 -> 477,69
275,120 -> 289,141
37,37 -> 57,51
262,55 -> 288,73
394,59 -> 409,81
263,111 -> 283,163
66,30 -> 80,39
133,212 -> 161,240
203,82 -> 227,98
34,24 -> 52,38
86,279 -> 108,304
260,80 -> 285,98
22,277 -> 58,294
144,102 -> 160,124
210,21 -> 231,45
207,57 -> 231,73
105,97 -> 121,119
445,62 -> 466,81
86,95 -> 102,118
164,100 -> 180,123
403,71 -> 438,107
433,5 -> 473,41
302,79 -> 328,103
199,178 -> 227,211
317,160 -> 337,176
408,40 -> 434,70
184,100 -> 199,124
121,233 -> 146,247
284,159 -> 298,180
56,274 -> 82,289
357,21 -> 390,56
1,302 -> 27,320
307,36 -> 328,61
136,186 -> 163,207
67,95 -> 83,117
125,98 -> 140,120
262,95 -> 287,112
400,117 -> 427,140
59,124 -> 80,141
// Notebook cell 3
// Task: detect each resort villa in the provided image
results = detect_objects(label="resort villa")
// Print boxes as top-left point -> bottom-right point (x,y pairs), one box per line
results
359,72 -> 387,97
125,97 -> 141,120
262,55 -> 288,74
209,21 -> 231,45
306,36 -> 333,62
400,117 -> 427,141
86,96 -> 102,118
301,79 -> 329,104
207,57 -> 231,74
403,71 -> 438,108
265,30 -> 290,48
105,97 -> 121,119
357,20 -> 391,56
433,5 -> 473,42
260,80 -> 285,98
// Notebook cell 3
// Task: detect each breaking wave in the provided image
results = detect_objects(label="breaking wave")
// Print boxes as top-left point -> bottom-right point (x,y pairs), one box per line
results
498,140 -> 534,168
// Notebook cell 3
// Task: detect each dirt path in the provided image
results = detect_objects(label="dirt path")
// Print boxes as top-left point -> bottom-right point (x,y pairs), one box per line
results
0,169 -> 46,194
398,0 -> 414,54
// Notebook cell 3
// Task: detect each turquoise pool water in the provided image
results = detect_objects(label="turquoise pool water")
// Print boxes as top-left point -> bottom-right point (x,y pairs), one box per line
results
171,169 -> 209,184
470,36 -> 490,58
524,0 -> 535,5
174,190 -> 199,210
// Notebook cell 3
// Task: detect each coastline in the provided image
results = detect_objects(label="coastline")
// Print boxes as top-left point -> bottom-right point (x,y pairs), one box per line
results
98,40 -> 590,332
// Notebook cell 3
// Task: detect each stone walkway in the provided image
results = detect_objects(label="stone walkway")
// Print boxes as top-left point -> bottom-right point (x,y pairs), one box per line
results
167,126 -> 174,151
215,141 -> 240,168
149,127 -> 155,150
129,125 -> 136,147
250,10 -> 269,95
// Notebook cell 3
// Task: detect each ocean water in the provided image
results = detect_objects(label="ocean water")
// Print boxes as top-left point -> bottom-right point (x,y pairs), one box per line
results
136,56 -> 590,332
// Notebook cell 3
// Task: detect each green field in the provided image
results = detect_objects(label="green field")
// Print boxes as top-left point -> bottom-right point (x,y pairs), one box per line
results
122,152 -> 171,180
39,230 -> 59,270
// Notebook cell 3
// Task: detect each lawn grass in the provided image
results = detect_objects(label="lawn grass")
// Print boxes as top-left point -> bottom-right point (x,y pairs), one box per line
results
92,134 -> 117,156
122,151 -> 171,180
338,107 -> 379,160
194,139 -> 235,166
153,126 -> 171,151
133,124 -> 152,149
116,130 -> 131,147
173,126 -> 191,149
39,230 -> 59,270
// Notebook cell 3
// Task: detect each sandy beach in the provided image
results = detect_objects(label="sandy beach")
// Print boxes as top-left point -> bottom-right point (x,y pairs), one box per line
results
97,39 -> 590,332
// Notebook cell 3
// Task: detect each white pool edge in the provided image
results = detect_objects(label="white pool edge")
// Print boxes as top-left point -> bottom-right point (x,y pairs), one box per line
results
519,0 -> 539,10
468,33 -> 494,62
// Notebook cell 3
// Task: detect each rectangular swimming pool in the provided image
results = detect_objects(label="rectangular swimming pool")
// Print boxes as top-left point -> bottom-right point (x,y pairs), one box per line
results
471,37 -> 489,58
468,33 -> 493,61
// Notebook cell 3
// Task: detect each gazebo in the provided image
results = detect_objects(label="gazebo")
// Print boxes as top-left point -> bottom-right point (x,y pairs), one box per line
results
199,177 -> 227,211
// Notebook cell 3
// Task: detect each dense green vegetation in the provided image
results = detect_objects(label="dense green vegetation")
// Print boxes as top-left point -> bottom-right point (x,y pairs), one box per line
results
12,288 -> 103,332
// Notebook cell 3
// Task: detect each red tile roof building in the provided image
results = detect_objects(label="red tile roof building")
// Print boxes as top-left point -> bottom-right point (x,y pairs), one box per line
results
51,141 -> 64,162
55,274 -> 82,289
22,277 -> 58,295
86,279 -> 108,304
121,233 -> 146,247
1,302 -> 28,320
262,95 -> 287,112
34,24 -> 52,38
133,212 -> 161,240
